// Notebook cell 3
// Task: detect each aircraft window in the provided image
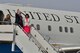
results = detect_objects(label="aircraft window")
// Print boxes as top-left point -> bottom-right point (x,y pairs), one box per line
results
70,27 -> 74,33
31,24 -> 34,27
48,25 -> 51,31
65,27 -> 68,33
36,24 -> 40,30
59,26 -> 62,32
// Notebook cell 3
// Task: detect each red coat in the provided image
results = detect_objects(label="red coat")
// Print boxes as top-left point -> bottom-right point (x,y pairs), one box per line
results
23,18 -> 30,34
23,25 -> 30,34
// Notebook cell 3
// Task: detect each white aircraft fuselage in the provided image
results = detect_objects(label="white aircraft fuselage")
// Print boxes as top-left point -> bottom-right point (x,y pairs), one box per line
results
0,4 -> 80,45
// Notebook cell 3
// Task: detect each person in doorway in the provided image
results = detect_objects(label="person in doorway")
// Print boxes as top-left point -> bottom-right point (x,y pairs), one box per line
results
22,13 -> 31,36
4,14 -> 11,25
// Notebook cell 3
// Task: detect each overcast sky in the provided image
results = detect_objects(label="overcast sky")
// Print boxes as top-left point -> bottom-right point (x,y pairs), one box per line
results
0,0 -> 80,12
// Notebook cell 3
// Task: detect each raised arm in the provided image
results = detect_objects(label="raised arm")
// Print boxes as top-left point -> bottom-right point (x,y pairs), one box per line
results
7,9 -> 14,17
21,12 -> 26,16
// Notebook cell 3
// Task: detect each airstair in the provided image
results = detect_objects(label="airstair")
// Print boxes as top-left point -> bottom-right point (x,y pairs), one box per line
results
1,23 -> 80,53
0,23 -> 58,53
15,26 -> 57,53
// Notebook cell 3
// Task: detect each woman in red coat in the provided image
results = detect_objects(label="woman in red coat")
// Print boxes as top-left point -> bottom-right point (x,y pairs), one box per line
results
23,14 -> 31,36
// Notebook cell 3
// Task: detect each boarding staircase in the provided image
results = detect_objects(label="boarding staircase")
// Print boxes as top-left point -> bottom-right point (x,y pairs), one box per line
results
0,24 -> 80,53
15,26 -> 57,53
0,23 -> 58,53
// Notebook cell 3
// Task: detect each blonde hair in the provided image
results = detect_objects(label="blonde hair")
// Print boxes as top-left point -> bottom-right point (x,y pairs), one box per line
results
6,14 -> 11,19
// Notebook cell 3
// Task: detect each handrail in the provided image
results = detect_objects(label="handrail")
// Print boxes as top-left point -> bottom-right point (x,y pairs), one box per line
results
29,27 -> 57,53
30,27 -> 67,53
32,27 -> 58,49
35,29 -> 65,53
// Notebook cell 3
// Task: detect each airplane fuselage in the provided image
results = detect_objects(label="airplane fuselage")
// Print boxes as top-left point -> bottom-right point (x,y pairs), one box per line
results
0,4 -> 80,45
